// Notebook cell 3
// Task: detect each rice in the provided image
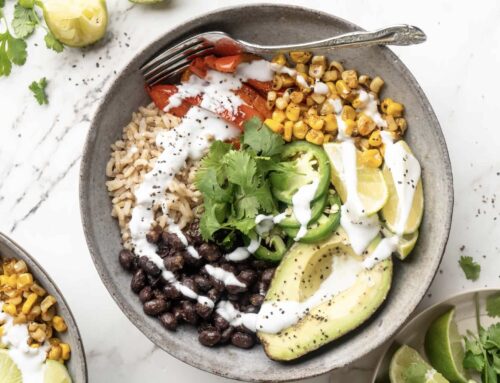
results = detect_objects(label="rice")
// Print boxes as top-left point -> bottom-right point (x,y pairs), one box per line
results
106,103 -> 202,249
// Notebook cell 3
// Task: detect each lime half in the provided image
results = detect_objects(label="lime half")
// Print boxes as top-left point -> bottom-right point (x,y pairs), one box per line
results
324,142 -> 388,215
42,0 -> 108,47
425,308 -> 469,383
390,345 -> 448,383
0,350 -> 22,383
44,359 -> 72,383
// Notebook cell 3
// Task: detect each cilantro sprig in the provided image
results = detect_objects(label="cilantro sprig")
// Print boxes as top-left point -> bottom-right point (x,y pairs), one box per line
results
459,255 -> 481,281
195,118 -> 288,243
29,77 -> 48,104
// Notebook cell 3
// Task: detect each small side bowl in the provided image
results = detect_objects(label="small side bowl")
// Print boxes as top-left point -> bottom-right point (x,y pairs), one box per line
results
0,233 -> 88,382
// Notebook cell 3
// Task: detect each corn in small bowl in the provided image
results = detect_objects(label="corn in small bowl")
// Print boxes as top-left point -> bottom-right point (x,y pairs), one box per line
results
0,232 -> 87,382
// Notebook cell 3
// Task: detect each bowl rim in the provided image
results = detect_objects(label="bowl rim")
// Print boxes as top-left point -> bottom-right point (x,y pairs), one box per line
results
79,3 -> 454,381
370,288 -> 499,383
0,232 -> 88,382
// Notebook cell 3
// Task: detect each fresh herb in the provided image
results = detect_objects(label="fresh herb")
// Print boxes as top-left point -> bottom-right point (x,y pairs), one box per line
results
459,255 -> 481,281
195,118 -> 286,241
12,3 -> 38,38
487,293 -> 500,318
29,77 -> 48,104
44,30 -> 63,52
0,16 -> 27,76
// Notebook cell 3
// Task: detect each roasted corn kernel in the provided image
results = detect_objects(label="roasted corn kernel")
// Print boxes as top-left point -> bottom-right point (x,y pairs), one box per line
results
396,117 -> 407,133
264,119 -> 284,134
358,74 -> 371,87
309,56 -> 327,79
311,93 -> 326,105
272,53 -> 287,66
17,273 -> 33,289
360,149 -> 383,168
305,129 -> 324,145
40,295 -> 56,313
335,80 -> 350,98
384,115 -> 398,132
368,130 -> 382,147
272,110 -> 286,123
293,121 -> 308,139
53,316 -> 68,333
341,70 -> 358,89
341,105 -> 356,121
283,121 -> 293,142
324,114 -> 338,133
48,345 -> 62,361
60,343 -> 71,361
343,119 -> 356,137
370,76 -> 384,93
306,115 -> 325,131
3,303 -> 16,316
289,91 -> 304,105
289,51 -> 312,64
321,70 -> 338,82
357,113 -> 377,136
386,101 -> 404,117
324,134 -> 334,143
381,98 -> 393,113
285,103 -> 301,122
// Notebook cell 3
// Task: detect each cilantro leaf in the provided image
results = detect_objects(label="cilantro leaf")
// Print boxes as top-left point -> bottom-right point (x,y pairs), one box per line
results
459,255 -> 481,281
484,324 -> 500,350
463,349 -> 485,372
487,293 -> 500,318
44,31 -> 64,53
242,117 -> 285,157
199,201 -> 226,240
235,195 -> 260,219
224,151 -> 257,192
6,34 -> 27,65
12,4 -> 38,38
29,77 -> 48,105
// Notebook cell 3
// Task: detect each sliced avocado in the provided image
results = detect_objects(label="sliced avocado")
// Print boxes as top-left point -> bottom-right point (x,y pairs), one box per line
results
257,230 -> 393,361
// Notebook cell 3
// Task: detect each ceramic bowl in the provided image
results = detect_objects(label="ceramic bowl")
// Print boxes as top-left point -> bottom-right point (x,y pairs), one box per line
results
0,233 -> 87,382
80,4 -> 453,381
371,289 -> 498,382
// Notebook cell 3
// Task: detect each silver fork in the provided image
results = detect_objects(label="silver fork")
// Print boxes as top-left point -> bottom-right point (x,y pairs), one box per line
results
141,24 -> 426,86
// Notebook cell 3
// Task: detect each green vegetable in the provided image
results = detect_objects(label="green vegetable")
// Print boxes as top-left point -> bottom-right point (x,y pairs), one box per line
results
12,3 -> 38,38
270,141 -> 330,204
459,256 -> 481,281
487,293 -> 500,318
278,193 -> 327,229
195,118 -> 286,241
254,235 -> 287,262
29,77 -> 48,104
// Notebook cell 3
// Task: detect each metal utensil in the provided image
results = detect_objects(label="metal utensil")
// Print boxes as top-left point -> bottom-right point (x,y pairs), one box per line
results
141,24 -> 426,86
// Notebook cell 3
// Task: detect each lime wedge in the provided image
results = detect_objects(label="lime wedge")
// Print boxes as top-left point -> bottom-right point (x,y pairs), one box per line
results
44,359 -> 72,383
0,350 -> 22,383
381,226 -> 419,260
129,0 -> 164,3
425,308 -> 469,383
390,345 -> 449,383
324,142 -> 388,215
381,141 -> 423,235
42,0 -> 108,47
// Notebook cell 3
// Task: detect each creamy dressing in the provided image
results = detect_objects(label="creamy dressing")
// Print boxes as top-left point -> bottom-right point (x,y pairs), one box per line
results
296,74 -> 310,89
381,131 -> 421,235
270,63 -> 297,77
224,238 -> 260,262
313,81 -> 329,95
216,301 -> 258,332
357,89 -> 387,128
0,305 -> 49,383
340,205 -> 380,255
291,179 -> 320,241
205,265 -> 245,288
362,236 -> 399,269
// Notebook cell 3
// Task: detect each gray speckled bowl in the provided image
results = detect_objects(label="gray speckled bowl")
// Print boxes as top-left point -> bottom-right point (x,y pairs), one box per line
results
79,4 -> 453,382
0,233 -> 87,382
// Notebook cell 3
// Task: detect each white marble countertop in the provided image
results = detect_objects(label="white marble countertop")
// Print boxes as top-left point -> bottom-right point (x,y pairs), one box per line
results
0,0 -> 499,382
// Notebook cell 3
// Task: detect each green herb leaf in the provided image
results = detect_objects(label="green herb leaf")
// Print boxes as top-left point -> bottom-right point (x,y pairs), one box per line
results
224,151 -> 257,192
6,34 -> 27,65
44,30 -> 64,53
29,77 -> 48,105
199,201 -> 226,240
242,117 -> 285,157
484,324 -> 500,350
459,255 -> 481,281
486,293 -> 500,318
463,349 -> 485,372
12,4 -> 37,38
0,0 -> 5,8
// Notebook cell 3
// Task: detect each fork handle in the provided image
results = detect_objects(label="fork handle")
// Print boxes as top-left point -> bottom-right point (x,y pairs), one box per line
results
239,25 -> 426,54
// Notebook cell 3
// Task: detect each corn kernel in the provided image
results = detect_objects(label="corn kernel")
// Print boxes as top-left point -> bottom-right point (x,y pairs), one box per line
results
384,115 -> 398,132
283,121 -> 293,142
324,134 -> 334,143
52,316 -> 68,333
289,51 -> 312,64
48,345 -> 62,361
341,105 -> 356,121
295,63 -> 308,74
324,114 -> 338,133
370,76 -> 384,93
329,61 -> 344,73
275,97 -> 288,110
387,102 -> 404,117
360,149 -> 383,168
264,119 -> 284,134
358,74 -> 371,87
280,74 -> 295,88
306,115 -> 324,131
305,129 -> 324,145
13,260 -> 27,274
272,75 -> 283,90
351,96 -> 367,109
60,343 -> 71,361
309,61 -> 326,79
311,93 -> 326,104
42,306 -> 55,322
341,70 -> 358,89
40,295 -> 56,313
7,275 -> 17,288
396,117 -> 407,133
17,273 -> 33,289
13,313 -> 27,325
357,113 -> 377,136
326,82 -> 337,96
335,80 -> 350,98
368,130 -> 382,147
30,328 -> 46,343
305,96 -> 315,107
3,303 -> 16,316
343,119 -> 356,136
293,121 -> 308,139
272,110 -> 286,123
289,91 -> 304,105
31,283 -> 46,297
285,103 -> 301,122
272,53 -> 287,66
322,70 -> 338,82
381,98 -> 393,113
49,337 -> 61,346
319,101 -> 334,116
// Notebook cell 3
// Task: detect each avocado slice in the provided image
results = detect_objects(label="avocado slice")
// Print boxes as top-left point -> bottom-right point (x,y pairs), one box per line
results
257,230 -> 393,361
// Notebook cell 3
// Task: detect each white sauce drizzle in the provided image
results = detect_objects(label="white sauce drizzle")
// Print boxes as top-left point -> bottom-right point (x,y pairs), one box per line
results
362,236 -> 399,269
216,301 -> 258,332
357,89 -> 387,128
204,265 -> 245,287
0,304 -> 49,383
224,238 -> 260,262
313,81 -> 329,95
291,179 -> 320,241
270,63 -> 297,77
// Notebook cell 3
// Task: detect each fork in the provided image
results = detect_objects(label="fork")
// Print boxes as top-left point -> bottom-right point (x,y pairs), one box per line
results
141,24 -> 426,86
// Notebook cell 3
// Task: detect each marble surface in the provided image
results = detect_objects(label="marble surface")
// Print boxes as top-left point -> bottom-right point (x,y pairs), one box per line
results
0,0 -> 499,382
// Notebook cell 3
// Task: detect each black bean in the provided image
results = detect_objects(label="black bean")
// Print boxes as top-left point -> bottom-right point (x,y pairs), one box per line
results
131,269 -> 146,293
147,274 -> 163,288
163,284 -> 181,300
235,324 -> 254,335
172,306 -> 184,322
162,232 -> 185,250
261,268 -> 275,284
159,312 -> 177,331
213,314 -> 229,331
143,299 -> 169,316
238,269 -> 257,285
119,250 -> 136,271
220,327 -> 234,343
226,284 -> 246,294
181,301 -> 197,324
199,329 -> 221,347
146,228 -> 161,244
181,277 -> 197,294
249,294 -> 264,307
197,243 -> 221,262
153,289 -> 168,301
139,286 -> 153,303
231,332 -> 255,349
251,259 -> 271,270
185,220 -> 203,246
256,281 -> 267,294
139,256 -> 161,277
208,277 -> 224,292
193,275 -> 212,292
220,263 -> 237,275
227,293 -> 240,303
163,254 -> 184,272
207,288 -> 222,303
195,302 -> 213,319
